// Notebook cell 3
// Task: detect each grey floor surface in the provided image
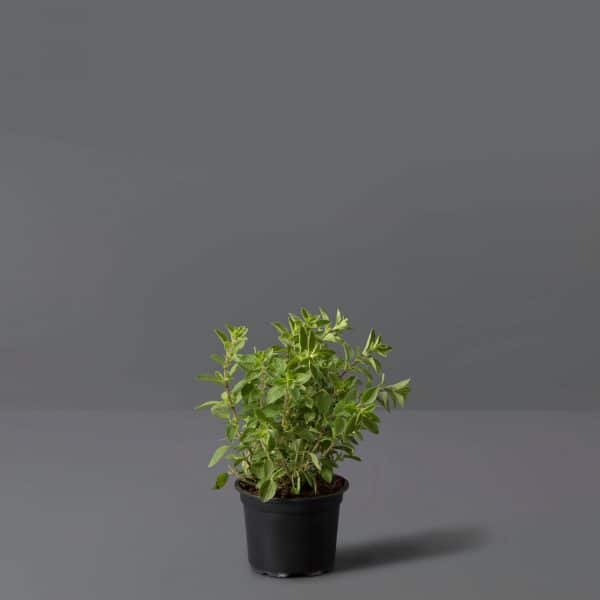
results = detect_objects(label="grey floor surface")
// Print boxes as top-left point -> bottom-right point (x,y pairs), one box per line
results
1,409 -> 599,599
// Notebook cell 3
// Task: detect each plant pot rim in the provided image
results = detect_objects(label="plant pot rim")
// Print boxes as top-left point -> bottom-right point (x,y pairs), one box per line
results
235,475 -> 349,504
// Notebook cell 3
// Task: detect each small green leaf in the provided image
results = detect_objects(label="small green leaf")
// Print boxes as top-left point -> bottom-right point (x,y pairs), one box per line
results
272,321 -> 287,334
391,389 -> 405,407
225,423 -> 237,441
318,307 -> 330,322
391,378 -> 411,391
215,329 -> 228,344
295,371 -> 312,385
346,454 -> 362,461
367,356 -> 382,374
309,452 -> 321,471
364,415 -> 380,434
299,327 -> 308,350
375,343 -> 392,357
314,391 -> 330,413
266,385 -> 286,404
304,470 -> 318,493
344,417 -> 356,437
195,373 -> 221,383
252,461 -> 265,480
292,472 -> 301,494
259,479 -> 277,502
361,386 -> 380,405
210,402 -> 231,419
208,444 -> 230,468
213,472 -> 229,489
231,379 -> 246,394
263,458 -> 274,479
378,390 -> 391,412
321,466 -> 333,483
259,406 -> 277,419
194,400 -> 219,410
362,329 -> 376,354
210,353 -> 225,366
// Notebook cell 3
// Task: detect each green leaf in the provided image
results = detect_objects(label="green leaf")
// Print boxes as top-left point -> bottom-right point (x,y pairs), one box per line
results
225,423 -> 237,441
263,458 -> 274,479
210,353 -> 225,366
361,386 -> 380,405
213,472 -> 229,489
314,391 -> 330,413
259,479 -> 277,502
260,406 -> 278,419
334,416 -> 346,435
231,379 -> 246,394
362,329 -> 376,354
367,356 -> 382,374
344,417 -> 356,437
364,415 -> 380,434
346,454 -> 362,461
295,371 -> 312,385
210,402 -> 231,419
292,472 -> 301,494
287,313 -> 298,330
304,470 -> 318,493
266,385 -> 286,404
304,411 -> 316,423
265,431 -> 276,450
251,461 -> 265,480
299,327 -> 308,350
214,329 -> 229,344
309,452 -> 321,471
195,373 -> 221,383
321,466 -> 333,483
391,378 -> 411,391
378,390 -> 391,412
208,444 -> 230,468
391,389 -> 406,407
375,343 -> 392,357
194,400 -> 219,410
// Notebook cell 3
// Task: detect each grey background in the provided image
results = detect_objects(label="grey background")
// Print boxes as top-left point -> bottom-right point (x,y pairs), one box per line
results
2,3 -> 600,599
2,0 -> 599,410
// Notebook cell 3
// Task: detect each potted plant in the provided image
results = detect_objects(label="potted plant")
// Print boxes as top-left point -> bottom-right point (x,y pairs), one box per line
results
195,307 -> 411,577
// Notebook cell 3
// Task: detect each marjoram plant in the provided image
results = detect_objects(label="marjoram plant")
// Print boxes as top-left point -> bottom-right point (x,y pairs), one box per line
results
196,308 -> 411,501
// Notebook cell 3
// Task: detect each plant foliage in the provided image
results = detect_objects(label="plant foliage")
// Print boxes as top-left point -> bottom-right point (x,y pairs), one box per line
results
196,308 -> 411,501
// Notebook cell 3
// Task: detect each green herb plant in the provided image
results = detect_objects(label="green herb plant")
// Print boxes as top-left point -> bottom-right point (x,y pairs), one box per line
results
196,308 -> 411,501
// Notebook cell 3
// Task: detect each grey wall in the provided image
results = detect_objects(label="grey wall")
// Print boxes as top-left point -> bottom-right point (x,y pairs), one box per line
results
2,1 -> 599,409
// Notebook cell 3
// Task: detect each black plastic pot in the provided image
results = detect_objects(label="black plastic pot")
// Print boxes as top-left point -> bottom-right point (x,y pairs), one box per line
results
235,477 -> 349,577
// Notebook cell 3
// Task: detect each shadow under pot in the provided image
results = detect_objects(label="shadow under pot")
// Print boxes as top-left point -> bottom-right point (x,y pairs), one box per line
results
235,477 -> 349,577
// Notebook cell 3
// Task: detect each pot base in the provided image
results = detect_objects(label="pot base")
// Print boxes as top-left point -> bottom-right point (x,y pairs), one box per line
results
252,567 -> 329,578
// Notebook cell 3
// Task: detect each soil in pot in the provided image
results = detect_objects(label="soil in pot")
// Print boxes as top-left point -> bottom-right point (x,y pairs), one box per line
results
237,474 -> 346,499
